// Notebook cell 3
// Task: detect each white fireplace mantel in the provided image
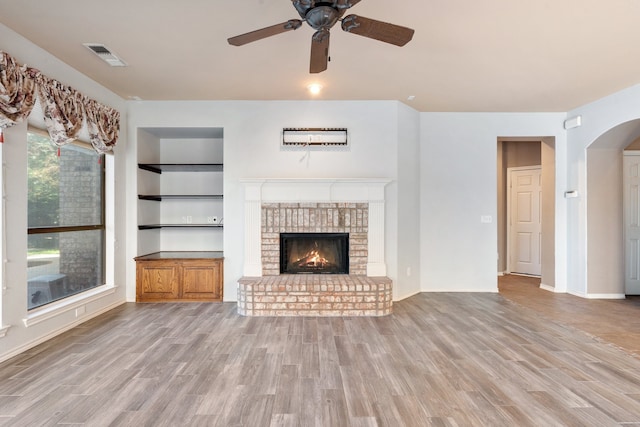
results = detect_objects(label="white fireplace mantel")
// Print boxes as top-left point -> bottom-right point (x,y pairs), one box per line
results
241,178 -> 391,277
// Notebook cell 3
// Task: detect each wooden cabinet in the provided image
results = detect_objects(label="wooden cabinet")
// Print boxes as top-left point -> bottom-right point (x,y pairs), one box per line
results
135,252 -> 223,302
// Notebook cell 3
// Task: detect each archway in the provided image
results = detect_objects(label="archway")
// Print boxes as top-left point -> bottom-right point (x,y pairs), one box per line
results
586,119 -> 640,297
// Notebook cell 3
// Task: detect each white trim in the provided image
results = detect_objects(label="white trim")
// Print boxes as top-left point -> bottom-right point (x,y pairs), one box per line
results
623,150 -> 640,156
393,290 -> 422,301
2,300 -> 124,364
422,287 -> 499,293
23,284 -> 116,327
240,178 -> 391,202
0,140 -> 4,335
105,155 -> 115,291
540,283 -> 556,292
567,290 -> 626,299
567,290 -> 587,298
584,293 -> 626,300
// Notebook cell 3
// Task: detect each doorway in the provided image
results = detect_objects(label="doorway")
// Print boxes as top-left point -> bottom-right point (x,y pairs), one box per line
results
497,138 -> 555,290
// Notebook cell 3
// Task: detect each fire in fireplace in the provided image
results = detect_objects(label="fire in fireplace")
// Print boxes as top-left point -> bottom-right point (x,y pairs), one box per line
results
280,232 -> 349,274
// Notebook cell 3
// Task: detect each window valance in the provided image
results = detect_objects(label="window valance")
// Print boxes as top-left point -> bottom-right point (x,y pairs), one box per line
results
0,51 -> 119,153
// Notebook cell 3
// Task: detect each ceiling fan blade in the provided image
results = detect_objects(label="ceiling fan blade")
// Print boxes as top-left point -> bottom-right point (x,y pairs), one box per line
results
341,15 -> 414,46
228,19 -> 303,46
310,30 -> 330,73
333,0 -> 362,9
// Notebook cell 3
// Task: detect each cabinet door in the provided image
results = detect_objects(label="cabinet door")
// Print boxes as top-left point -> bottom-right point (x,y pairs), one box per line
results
181,260 -> 223,301
137,262 -> 180,301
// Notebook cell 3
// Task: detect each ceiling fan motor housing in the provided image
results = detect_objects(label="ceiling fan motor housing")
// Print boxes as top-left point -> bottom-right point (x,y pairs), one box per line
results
305,5 -> 344,30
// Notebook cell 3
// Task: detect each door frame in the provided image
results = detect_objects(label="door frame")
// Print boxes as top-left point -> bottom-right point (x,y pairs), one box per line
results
623,150 -> 640,294
506,165 -> 542,276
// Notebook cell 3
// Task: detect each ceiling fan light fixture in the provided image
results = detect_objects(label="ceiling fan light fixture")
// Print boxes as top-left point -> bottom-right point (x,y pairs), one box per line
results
307,83 -> 323,95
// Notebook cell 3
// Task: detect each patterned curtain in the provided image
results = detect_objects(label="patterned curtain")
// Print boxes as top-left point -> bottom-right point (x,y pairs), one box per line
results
0,50 -> 119,153
85,98 -> 120,153
36,74 -> 85,146
0,51 -> 38,128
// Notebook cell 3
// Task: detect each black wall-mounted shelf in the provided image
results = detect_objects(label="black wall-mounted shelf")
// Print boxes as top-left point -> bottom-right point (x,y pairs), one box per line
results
138,194 -> 223,201
138,163 -> 223,174
138,224 -> 224,230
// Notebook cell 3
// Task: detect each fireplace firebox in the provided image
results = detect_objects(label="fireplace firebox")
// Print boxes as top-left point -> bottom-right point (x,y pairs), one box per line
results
280,233 -> 349,274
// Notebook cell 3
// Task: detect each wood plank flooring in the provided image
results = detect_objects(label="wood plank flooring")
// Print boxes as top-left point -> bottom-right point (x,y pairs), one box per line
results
1,278 -> 640,426
499,274 -> 640,358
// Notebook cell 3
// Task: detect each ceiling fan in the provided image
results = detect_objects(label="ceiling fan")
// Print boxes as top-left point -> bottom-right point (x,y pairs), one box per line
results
227,0 -> 415,73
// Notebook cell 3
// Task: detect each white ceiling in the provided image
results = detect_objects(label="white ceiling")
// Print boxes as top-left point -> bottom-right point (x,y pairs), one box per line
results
2,0 -> 640,112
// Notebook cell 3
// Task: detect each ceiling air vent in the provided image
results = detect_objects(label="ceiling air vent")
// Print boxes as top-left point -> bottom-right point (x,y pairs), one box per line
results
83,43 -> 127,67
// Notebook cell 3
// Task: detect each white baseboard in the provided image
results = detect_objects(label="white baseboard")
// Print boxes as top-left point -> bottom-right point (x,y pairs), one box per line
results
584,293 -> 626,300
394,290 -> 422,301
567,290 -> 626,299
540,283 -> 556,292
421,287 -> 499,293
509,272 -> 541,278
0,301 -> 125,364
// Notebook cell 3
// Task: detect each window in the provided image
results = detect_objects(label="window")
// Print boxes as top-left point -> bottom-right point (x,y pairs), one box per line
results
27,130 -> 105,310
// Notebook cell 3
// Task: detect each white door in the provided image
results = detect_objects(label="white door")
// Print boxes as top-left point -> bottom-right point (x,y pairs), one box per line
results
624,153 -> 640,294
508,167 -> 542,276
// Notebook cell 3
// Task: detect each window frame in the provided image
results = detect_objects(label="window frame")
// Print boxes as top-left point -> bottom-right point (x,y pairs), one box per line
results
26,126 -> 107,310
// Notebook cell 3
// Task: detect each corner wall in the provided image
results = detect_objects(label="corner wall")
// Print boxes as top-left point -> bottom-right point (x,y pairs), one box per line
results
395,103 -> 421,299
420,113 -> 567,292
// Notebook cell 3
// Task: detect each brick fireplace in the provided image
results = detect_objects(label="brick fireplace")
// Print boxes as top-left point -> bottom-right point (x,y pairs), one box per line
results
238,179 -> 392,316
261,203 -> 368,276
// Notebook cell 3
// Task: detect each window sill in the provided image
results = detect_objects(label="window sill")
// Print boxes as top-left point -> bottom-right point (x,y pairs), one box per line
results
22,284 -> 116,328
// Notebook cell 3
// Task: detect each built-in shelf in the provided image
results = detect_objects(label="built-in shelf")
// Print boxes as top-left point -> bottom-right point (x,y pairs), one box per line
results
136,130 -> 224,302
138,224 -> 224,230
138,194 -> 223,201
138,163 -> 223,173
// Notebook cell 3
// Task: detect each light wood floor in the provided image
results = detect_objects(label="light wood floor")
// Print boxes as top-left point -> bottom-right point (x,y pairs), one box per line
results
2,277 -> 640,426
499,274 -> 640,358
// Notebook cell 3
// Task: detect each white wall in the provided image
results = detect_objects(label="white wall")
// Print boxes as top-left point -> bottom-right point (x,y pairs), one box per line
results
127,101 -> 415,301
0,24 -> 128,362
566,84 -> 640,297
395,103 -> 421,299
420,113 -> 567,292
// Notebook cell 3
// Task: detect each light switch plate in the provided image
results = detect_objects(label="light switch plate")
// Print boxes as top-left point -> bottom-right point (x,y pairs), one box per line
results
481,215 -> 493,224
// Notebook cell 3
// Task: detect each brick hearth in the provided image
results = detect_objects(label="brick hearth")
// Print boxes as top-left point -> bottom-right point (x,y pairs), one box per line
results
237,275 -> 392,316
